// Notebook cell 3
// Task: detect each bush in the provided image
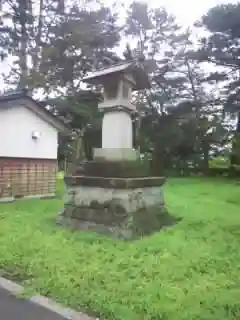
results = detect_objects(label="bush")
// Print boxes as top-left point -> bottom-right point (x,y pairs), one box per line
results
57,171 -> 64,180
209,156 -> 230,169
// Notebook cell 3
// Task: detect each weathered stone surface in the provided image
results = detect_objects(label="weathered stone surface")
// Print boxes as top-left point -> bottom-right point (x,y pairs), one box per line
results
58,205 -> 180,240
94,148 -> 138,161
63,203 -> 127,225
64,176 -> 165,188
71,159 -> 152,178
58,171 -> 180,239
64,185 -> 164,213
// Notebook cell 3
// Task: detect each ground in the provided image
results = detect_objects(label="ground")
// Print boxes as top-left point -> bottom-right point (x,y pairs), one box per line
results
0,287 -> 67,320
0,178 -> 239,320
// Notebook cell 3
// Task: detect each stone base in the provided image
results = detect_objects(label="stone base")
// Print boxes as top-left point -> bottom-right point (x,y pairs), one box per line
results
57,210 -> 179,240
58,175 -> 179,239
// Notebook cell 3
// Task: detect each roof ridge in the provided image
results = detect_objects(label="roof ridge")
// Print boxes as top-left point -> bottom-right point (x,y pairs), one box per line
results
87,60 -> 133,73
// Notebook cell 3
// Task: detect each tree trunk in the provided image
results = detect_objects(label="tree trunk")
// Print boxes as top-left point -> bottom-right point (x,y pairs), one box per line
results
32,0 -> 44,73
202,144 -> 209,173
18,30 -> 28,88
230,112 -> 240,166
18,0 -> 29,88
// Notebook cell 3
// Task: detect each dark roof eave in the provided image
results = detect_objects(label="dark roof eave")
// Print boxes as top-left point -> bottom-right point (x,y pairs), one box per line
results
82,61 -> 151,90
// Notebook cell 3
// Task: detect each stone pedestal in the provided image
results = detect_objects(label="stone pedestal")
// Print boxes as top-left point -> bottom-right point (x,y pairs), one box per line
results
58,166 -> 179,239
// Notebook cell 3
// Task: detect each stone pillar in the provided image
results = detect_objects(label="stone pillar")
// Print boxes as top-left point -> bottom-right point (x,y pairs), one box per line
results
102,110 -> 133,149
94,105 -> 137,161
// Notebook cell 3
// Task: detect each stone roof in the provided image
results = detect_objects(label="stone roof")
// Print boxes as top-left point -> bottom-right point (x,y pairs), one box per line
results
82,61 -> 150,90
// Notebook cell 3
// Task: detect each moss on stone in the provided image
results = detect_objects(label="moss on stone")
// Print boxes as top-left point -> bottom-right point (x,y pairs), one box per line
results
62,204 -> 180,239
73,158 -> 152,178
64,176 -> 165,188
125,206 -> 180,238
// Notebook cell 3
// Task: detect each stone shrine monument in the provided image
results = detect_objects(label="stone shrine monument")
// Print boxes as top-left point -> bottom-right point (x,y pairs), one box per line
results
58,61 -> 176,239
86,61 -> 147,161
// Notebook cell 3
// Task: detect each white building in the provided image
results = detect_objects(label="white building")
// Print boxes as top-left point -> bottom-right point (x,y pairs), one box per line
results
0,90 -> 66,201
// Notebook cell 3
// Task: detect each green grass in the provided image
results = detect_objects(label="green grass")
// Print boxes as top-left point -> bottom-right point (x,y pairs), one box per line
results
0,178 -> 240,319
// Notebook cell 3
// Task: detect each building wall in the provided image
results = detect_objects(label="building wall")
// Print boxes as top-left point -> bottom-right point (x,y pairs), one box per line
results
0,105 -> 58,159
0,158 -> 57,199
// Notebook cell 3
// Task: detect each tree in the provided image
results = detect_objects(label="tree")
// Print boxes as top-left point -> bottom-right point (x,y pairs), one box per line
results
0,0 -> 121,166
125,2 -> 191,172
196,3 -> 240,167
0,0 -> 121,91
0,0 -> 49,88
124,1 -> 228,173
47,90 -> 102,168
39,4 -> 121,95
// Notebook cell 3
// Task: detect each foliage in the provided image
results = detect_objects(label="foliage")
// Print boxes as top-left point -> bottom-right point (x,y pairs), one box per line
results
231,132 -> 240,165
0,0 -> 120,91
56,171 -> 64,180
195,3 -> 240,167
0,0 -> 239,173
0,179 -> 240,319
209,156 -> 230,168
124,2 -> 231,173
39,5 -> 121,94
48,90 -> 102,163
198,3 -> 240,112
0,0 -> 119,161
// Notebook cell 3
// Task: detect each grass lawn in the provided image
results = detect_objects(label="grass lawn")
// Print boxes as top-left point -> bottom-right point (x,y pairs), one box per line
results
0,178 -> 240,319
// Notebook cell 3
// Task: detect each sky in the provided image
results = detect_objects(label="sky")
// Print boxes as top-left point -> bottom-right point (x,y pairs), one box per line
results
146,0 -> 237,25
0,0 -> 238,89
108,0 -> 238,26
